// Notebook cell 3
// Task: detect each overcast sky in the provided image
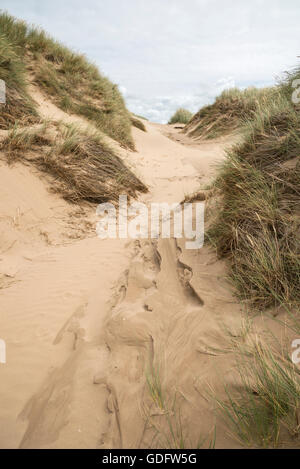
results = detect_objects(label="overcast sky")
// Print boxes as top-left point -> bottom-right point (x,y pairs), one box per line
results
1,0 -> 300,122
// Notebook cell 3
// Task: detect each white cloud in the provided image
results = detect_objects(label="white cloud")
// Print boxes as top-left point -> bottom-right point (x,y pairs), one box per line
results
119,85 -> 127,96
126,76 -> 238,123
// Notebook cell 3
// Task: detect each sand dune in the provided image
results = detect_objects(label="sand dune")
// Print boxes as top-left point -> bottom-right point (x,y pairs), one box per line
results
0,83 -> 239,448
0,86 -> 277,448
0,7 -> 299,450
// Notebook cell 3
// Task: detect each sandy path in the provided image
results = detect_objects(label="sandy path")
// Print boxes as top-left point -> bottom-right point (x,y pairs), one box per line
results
0,90 -> 243,448
93,124 -> 244,449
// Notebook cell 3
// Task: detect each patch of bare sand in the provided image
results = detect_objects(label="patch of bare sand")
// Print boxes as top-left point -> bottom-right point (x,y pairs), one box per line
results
0,156 -> 133,448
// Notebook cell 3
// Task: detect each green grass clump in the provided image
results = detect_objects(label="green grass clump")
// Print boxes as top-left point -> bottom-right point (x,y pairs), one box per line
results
0,12 -> 134,149
215,342 -> 300,448
0,32 -> 38,128
145,362 -> 213,449
1,121 -> 49,160
131,116 -> 146,132
185,87 -> 277,139
0,122 -> 147,203
168,108 -> 193,125
207,91 -> 300,310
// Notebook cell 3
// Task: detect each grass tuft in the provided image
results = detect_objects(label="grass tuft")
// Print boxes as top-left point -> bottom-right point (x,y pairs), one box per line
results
131,116 -> 147,132
168,108 -> 193,125
0,32 -> 38,128
207,79 -> 300,310
145,361 -> 214,449
215,341 -> 300,448
185,87 -> 278,139
0,121 -> 147,203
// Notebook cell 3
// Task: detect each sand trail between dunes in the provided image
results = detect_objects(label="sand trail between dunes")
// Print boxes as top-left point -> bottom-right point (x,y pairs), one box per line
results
0,93 -> 244,448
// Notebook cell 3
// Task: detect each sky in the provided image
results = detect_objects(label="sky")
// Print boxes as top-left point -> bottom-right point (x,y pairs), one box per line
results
1,0 -> 300,123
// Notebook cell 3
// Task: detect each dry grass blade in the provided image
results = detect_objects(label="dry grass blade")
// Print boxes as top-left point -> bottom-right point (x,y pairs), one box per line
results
0,122 -> 147,204
169,108 -> 193,125
207,84 -> 300,311
131,116 -> 147,132
214,341 -> 300,448
0,12 -> 134,149
185,87 -> 279,139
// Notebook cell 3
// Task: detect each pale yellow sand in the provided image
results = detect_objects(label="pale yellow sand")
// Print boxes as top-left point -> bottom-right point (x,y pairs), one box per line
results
0,88 -> 268,448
